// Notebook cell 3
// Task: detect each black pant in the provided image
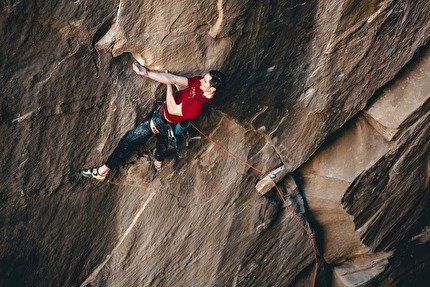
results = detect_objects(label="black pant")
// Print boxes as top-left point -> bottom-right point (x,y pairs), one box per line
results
105,110 -> 170,170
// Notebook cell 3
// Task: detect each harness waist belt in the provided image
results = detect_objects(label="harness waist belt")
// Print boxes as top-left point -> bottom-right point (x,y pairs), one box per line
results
161,110 -> 173,125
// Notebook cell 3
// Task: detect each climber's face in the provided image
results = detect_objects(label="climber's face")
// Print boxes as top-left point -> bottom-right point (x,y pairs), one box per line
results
200,73 -> 215,93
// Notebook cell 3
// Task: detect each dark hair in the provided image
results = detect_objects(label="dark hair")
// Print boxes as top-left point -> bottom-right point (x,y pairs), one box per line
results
208,70 -> 225,90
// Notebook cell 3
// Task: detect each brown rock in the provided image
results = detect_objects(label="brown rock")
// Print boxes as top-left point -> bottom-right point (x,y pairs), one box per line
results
297,37 -> 430,285
1,0 -> 430,286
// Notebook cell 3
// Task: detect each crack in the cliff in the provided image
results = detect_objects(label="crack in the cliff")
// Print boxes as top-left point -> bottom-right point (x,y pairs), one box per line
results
90,0 -> 120,75
91,16 -> 115,76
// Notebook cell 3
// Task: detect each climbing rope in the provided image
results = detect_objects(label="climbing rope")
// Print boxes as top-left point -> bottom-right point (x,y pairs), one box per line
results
190,122 -> 319,287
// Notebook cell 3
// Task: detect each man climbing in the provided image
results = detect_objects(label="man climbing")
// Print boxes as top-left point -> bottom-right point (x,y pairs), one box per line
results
81,62 -> 225,181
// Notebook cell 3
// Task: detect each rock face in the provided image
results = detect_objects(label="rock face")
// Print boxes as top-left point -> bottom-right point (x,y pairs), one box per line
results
297,45 -> 430,285
1,1 -> 429,286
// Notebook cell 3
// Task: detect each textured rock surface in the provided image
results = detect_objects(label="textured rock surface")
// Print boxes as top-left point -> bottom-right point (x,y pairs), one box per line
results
297,43 -> 430,284
1,0 -> 429,286
79,116 -> 318,287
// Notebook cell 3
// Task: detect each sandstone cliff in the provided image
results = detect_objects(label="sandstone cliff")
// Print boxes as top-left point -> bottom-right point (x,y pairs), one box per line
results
1,0 -> 429,286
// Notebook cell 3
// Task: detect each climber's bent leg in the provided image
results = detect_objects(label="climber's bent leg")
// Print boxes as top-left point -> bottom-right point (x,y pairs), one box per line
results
105,120 -> 153,170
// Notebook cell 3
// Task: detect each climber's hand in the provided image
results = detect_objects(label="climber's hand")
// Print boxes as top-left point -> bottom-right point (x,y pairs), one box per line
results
133,62 -> 148,76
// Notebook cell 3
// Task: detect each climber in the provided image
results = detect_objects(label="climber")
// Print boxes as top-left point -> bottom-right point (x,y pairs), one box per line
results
80,62 -> 225,181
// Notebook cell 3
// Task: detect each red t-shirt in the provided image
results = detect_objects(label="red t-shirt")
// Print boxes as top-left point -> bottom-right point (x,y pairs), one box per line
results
161,77 -> 212,123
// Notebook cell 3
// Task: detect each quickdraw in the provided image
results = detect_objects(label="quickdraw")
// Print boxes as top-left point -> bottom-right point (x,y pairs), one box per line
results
167,125 -> 182,159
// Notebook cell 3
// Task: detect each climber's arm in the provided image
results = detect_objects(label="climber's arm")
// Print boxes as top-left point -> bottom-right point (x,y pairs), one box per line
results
133,63 -> 188,86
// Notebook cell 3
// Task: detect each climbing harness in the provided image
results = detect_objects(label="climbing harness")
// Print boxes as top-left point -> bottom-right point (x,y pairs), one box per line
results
167,125 -> 181,159
189,122 -> 320,287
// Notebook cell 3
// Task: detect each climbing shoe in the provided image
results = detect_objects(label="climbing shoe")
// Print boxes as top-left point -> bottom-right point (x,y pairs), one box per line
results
151,149 -> 162,171
153,160 -> 162,171
80,167 -> 106,181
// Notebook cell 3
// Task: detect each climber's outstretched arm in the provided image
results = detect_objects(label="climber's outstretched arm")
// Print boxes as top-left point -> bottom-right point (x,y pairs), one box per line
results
132,63 -> 188,86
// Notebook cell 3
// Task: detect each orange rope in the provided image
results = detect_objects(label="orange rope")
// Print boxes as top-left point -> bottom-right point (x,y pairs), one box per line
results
190,122 -> 319,287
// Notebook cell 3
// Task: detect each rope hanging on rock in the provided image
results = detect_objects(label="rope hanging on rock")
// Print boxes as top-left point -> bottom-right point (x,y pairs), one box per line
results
190,122 -> 319,287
